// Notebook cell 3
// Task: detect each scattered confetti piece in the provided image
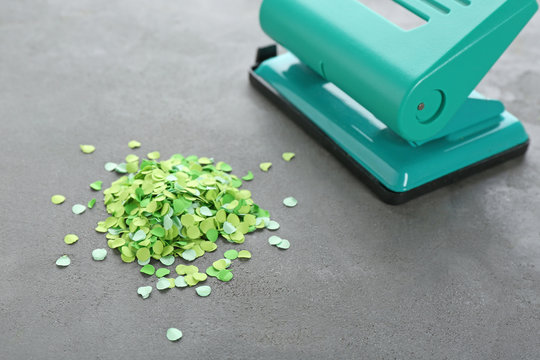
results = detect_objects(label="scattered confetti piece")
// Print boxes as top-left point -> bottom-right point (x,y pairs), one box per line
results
242,171 -> 254,181
156,268 -> 170,278
104,162 -> 118,172
64,234 -> 79,245
157,278 -> 171,290
80,144 -> 95,154
175,276 -> 188,288
216,161 -> 233,172
282,152 -> 295,161
90,181 -> 103,191
206,266 -> 220,277
181,249 -> 197,262
196,285 -> 211,297
213,259 -> 228,271
140,264 -> 156,275
56,255 -> 71,267
159,255 -> 175,266
92,248 -> 107,261
166,328 -> 183,342
224,249 -> 239,260
87,198 -> 96,209
268,235 -> 282,245
115,163 -> 127,173
259,162 -> 272,172
277,239 -> 290,250
128,140 -> 141,149
147,151 -> 160,160
267,220 -> 280,230
217,269 -> 233,282
137,286 -> 152,299
283,197 -> 298,207
72,204 -> 86,215
51,195 -> 66,205
237,250 -> 251,259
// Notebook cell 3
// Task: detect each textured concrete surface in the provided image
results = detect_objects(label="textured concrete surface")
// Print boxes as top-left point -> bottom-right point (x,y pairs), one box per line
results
1,1 -> 539,359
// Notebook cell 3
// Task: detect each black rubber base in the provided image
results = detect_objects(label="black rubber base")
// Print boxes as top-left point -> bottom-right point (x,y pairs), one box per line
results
249,45 -> 529,205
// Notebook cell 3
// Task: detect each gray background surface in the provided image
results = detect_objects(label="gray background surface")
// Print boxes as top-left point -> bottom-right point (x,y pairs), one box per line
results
1,1 -> 539,359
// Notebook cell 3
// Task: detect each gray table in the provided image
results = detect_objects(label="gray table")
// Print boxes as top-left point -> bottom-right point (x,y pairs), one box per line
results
1,1 -> 539,359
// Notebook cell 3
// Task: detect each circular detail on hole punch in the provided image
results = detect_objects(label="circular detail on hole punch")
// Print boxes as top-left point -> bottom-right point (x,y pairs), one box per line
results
416,90 -> 445,124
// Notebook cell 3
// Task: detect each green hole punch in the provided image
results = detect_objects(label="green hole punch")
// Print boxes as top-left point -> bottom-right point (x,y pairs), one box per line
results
250,0 -> 538,204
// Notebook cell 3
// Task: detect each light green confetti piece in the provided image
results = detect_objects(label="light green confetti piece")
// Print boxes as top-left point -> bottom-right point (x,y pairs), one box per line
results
87,198 -> 96,209
206,266 -> 220,277
268,235 -> 282,245
147,151 -> 160,160
137,286 -> 152,299
151,226 -> 166,238
216,269 -> 233,282
72,204 -> 86,215
166,328 -> 183,342
216,161 -> 232,172
115,163 -> 127,173
64,234 -> 79,245
80,144 -> 95,154
238,250 -> 251,259
138,258 -> 150,266
223,222 -> 236,235
92,248 -> 107,261
125,154 -> 139,163
206,228 -> 218,242
267,220 -> 280,230
128,140 -> 141,149
126,161 -> 138,173
199,206 -> 212,217
55,255 -> 71,267
104,162 -> 117,172
181,249 -> 197,262
212,259 -> 228,271
196,285 -> 211,297
277,239 -> 290,250
282,152 -> 295,161
156,278 -> 171,290
175,276 -> 188,288
224,258 -> 232,267
242,171 -> 254,181
283,197 -> 298,207
132,229 -> 146,242
90,181 -> 103,191
51,195 -> 66,205
140,264 -> 155,275
193,272 -> 207,282
200,241 -> 217,252
136,247 -> 150,262
224,249 -> 238,260
156,268 -> 171,278
160,255 -> 175,266
259,162 -> 272,172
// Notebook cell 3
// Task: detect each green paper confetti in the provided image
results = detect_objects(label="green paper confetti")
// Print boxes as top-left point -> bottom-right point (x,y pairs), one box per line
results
128,140 -> 141,149
80,144 -> 95,154
140,264 -> 156,275
175,276 -> 188,288
181,249 -> 197,262
268,235 -> 282,245
166,328 -> 183,342
224,249 -> 238,260
137,286 -> 152,299
212,259 -> 228,271
72,204 -> 86,215
87,198 -> 96,209
104,162 -> 118,172
56,255 -> 71,267
147,151 -> 160,160
90,181 -> 103,191
283,197 -> 298,207
92,248 -> 107,261
282,152 -> 295,161
51,195 -> 66,205
196,285 -> 211,297
267,220 -> 280,230
156,268 -> 170,278
238,250 -> 251,259
64,234 -> 79,245
217,269 -> 233,282
259,162 -> 272,172
206,266 -> 220,277
136,247 -> 150,262
277,239 -> 290,250
193,272 -> 207,282
156,278 -> 171,290
160,255 -> 175,266
242,171 -> 254,181
216,161 -> 232,172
